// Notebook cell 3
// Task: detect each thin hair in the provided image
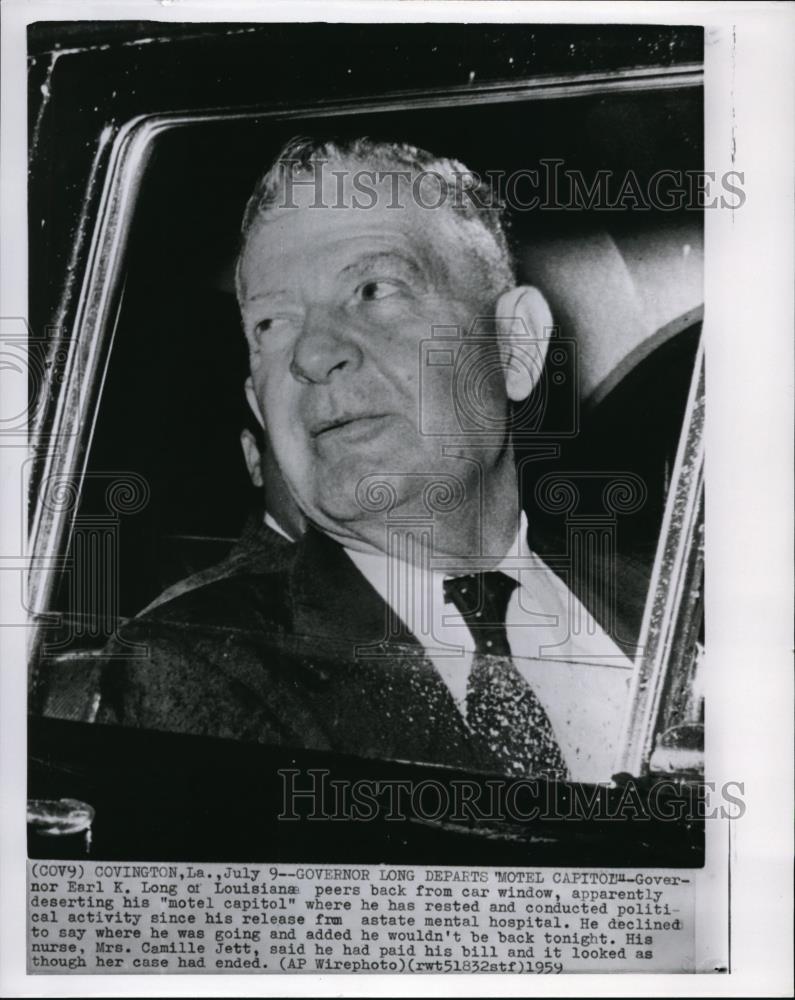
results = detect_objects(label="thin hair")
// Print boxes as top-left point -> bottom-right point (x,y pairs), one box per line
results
235,135 -> 515,302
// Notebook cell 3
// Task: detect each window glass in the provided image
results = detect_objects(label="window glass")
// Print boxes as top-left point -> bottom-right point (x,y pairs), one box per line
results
37,87 -> 704,781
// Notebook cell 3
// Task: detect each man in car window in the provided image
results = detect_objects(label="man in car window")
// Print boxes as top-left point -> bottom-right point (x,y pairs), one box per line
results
95,138 -> 641,782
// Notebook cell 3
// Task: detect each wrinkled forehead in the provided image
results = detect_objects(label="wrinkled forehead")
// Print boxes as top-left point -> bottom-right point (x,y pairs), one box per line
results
238,167 -> 464,293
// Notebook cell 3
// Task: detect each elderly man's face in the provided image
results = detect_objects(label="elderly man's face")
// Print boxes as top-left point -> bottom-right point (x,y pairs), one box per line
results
238,174 -> 509,535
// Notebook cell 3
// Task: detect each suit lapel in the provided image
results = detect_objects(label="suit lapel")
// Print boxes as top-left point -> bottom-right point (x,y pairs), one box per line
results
290,526 -> 418,648
286,528 -> 488,770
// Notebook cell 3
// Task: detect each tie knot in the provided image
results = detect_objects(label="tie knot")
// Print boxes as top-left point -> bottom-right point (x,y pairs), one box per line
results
442,571 -> 518,639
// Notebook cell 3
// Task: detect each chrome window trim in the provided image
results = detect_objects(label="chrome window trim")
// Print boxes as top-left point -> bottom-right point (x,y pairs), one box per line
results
617,335 -> 705,775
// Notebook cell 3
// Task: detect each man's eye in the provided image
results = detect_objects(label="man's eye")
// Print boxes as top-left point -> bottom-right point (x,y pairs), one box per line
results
255,317 -> 292,335
255,314 -> 300,336
358,279 -> 401,302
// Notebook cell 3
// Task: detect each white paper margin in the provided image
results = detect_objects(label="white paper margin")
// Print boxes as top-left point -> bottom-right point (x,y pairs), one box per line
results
1,1 -> 793,996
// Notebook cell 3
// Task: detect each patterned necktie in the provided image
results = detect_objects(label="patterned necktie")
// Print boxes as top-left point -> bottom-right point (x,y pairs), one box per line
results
443,571 -> 567,778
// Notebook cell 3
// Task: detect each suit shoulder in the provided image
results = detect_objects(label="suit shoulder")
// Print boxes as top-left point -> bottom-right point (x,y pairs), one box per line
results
128,562 -> 295,639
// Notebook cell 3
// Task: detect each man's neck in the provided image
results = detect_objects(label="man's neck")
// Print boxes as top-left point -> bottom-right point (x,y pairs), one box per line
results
323,454 -> 521,568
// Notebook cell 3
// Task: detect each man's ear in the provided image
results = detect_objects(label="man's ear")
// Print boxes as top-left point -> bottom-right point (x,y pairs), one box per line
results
495,286 -> 554,403
240,428 -> 264,488
244,376 -> 265,429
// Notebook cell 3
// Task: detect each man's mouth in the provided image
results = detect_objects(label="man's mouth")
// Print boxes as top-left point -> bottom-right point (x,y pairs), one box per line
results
311,413 -> 392,442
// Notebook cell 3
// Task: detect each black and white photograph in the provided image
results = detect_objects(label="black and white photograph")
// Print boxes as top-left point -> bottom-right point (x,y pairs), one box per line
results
1,0 -> 792,993
27,16 -> 707,856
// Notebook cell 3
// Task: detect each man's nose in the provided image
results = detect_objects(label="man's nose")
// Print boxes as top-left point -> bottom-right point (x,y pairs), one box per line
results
290,308 -> 364,384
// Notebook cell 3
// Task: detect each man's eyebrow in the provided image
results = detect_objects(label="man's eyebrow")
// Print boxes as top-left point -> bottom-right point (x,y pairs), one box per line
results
339,251 -> 425,282
243,252 -> 426,305
245,288 -> 289,305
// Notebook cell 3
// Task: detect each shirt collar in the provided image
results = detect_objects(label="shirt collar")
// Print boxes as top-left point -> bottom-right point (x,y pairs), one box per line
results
493,509 -> 533,584
263,510 -> 295,542
345,510 -> 533,585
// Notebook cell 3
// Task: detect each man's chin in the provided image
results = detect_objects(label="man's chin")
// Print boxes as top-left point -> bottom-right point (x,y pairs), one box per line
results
310,459 -> 419,525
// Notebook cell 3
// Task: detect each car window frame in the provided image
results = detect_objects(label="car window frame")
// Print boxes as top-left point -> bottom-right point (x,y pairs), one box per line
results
28,64 -> 705,778
617,334 -> 704,774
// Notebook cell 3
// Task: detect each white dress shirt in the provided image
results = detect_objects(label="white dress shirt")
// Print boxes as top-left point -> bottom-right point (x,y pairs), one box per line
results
264,511 -> 295,542
346,512 -> 635,783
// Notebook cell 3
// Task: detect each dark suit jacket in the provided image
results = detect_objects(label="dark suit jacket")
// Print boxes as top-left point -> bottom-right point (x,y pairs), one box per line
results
37,514 -> 292,724
92,521 -> 649,774
142,511 -> 293,611
96,526 -> 500,772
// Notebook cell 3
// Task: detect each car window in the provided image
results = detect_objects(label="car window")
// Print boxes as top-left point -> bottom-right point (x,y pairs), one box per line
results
30,81 -> 704,781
